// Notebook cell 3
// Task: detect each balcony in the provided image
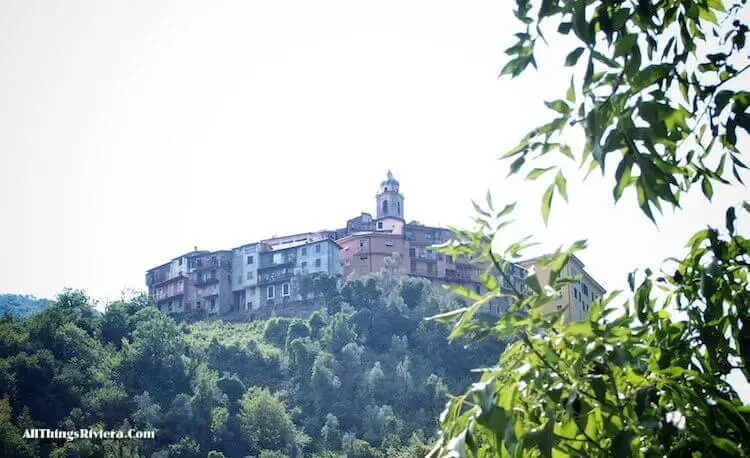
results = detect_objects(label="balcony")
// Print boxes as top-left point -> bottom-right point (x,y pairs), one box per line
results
195,277 -> 219,287
259,254 -> 296,270
258,269 -> 294,285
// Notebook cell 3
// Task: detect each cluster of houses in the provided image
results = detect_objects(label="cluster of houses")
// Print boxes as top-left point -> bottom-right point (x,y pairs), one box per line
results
146,171 -> 605,321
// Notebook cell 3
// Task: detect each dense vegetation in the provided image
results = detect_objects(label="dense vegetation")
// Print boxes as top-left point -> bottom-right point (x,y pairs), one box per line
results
0,294 -> 52,318
430,0 -> 750,456
0,261 -> 504,457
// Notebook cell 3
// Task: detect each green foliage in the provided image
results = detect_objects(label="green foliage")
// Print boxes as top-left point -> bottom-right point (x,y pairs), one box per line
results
429,1 -> 750,456
501,0 -> 748,224
238,387 -> 299,456
0,294 -> 51,319
0,270 -> 503,456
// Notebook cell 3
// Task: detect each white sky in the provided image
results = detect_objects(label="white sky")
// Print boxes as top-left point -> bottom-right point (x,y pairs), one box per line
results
0,0 -> 747,305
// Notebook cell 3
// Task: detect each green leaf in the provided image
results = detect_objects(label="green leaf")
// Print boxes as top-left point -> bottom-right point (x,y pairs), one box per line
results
555,171 -> 568,202
496,202 -> 517,218
526,167 -> 555,180
611,428 -> 634,458
508,156 -> 526,176
614,34 -> 638,58
542,184 -> 554,225
701,177 -> 714,200
426,307 -> 467,324
726,207 -> 736,233
525,274 -> 543,294
545,100 -> 571,115
565,47 -> 585,67
566,77 -> 576,103
631,64 -> 672,91
592,50 -> 621,68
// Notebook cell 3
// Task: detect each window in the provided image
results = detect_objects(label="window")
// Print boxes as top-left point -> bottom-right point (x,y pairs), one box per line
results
247,255 -> 254,265
315,244 -> 321,253
360,256 -> 368,262
475,285 -> 481,294
246,271 -> 253,280
237,275 -> 242,283
282,283 -> 290,297
267,286 -> 275,299
447,255 -> 453,263
178,258 -> 183,265
409,248 -> 416,257
196,300 -> 201,310
583,284 -> 589,296
574,288 -> 579,300
359,240 -> 365,247
556,304 -> 562,311
315,259 -> 321,268
210,298 -> 216,309
301,247 -> 307,256
245,301 -> 251,310
397,201 -> 401,215
301,261 -> 308,268
378,222 -> 383,229
382,200 -> 388,214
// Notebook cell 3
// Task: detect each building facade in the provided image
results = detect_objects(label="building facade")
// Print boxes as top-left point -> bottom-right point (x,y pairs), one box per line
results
146,171 -> 604,322
519,255 -> 606,322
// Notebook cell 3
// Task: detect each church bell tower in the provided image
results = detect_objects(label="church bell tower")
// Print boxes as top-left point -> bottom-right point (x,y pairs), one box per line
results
376,170 -> 405,221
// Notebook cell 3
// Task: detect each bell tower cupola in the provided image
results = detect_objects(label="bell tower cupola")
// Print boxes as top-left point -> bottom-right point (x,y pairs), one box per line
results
376,170 -> 405,221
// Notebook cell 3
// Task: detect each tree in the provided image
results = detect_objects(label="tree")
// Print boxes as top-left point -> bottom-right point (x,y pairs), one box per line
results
430,0 -> 750,456
120,311 -> 189,404
238,387 -> 300,456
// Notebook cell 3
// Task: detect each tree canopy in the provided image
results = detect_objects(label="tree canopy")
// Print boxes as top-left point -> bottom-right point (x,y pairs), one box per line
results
429,0 -> 750,456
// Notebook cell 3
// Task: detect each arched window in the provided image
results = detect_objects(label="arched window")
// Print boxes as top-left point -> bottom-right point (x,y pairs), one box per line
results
382,200 -> 388,214
397,201 -> 401,215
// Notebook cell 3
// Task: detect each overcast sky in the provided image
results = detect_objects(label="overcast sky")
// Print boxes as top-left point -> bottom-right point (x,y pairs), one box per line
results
1,0 -> 748,307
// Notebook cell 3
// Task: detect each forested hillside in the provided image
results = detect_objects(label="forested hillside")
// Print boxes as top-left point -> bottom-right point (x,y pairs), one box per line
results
0,262 -> 504,457
0,294 -> 52,318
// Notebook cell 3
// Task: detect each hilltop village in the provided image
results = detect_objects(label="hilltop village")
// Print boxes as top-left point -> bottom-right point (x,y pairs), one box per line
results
146,171 -> 605,321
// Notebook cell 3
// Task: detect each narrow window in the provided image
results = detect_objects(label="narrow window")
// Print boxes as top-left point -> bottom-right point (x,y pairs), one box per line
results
315,244 -> 321,253
301,247 -> 307,256
282,283 -> 290,297
315,259 -> 321,267
267,286 -> 275,299
397,201 -> 401,215
378,222 -> 383,229
247,255 -> 254,265
382,200 -> 388,214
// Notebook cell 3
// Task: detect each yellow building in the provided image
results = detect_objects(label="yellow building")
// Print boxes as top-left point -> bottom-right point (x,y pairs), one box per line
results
519,254 -> 606,322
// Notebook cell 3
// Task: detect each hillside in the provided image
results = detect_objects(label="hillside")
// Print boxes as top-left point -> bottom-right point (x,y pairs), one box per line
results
0,267 -> 504,457
0,294 -> 52,318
